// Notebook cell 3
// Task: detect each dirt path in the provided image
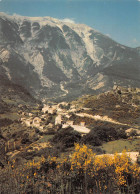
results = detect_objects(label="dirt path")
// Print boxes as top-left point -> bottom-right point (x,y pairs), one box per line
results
76,113 -> 127,126
63,124 -> 90,134
60,83 -> 68,96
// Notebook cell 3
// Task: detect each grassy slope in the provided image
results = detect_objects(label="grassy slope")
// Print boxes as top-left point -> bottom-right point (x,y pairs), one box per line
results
72,88 -> 140,125
101,138 -> 140,154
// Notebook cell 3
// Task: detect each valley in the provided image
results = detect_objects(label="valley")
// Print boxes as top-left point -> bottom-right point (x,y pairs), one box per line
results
0,12 -> 140,194
0,85 -> 140,193
0,86 -> 140,163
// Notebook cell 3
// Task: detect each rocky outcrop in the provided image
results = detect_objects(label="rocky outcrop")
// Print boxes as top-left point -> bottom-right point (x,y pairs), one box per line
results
0,13 -> 140,101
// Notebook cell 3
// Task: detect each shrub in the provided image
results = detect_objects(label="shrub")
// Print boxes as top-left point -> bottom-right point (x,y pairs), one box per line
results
81,131 -> 102,146
0,118 -> 13,127
0,144 -> 139,194
50,126 -> 81,149
129,130 -> 138,137
82,126 -> 127,146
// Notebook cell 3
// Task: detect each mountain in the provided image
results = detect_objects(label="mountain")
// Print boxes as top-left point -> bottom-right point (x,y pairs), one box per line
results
0,74 -> 39,113
0,12 -> 140,102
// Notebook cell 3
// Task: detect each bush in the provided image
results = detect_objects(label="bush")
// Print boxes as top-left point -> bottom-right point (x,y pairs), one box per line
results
81,126 -> 127,146
0,118 -> 13,127
21,133 -> 31,144
129,130 -> 138,137
81,131 -> 102,146
50,126 -> 81,149
0,144 -> 139,194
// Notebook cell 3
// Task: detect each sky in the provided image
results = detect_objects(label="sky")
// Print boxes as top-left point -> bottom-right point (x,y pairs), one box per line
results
0,0 -> 140,48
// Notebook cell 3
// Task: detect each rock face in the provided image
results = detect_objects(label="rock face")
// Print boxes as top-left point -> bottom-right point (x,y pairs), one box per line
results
0,12 -> 140,101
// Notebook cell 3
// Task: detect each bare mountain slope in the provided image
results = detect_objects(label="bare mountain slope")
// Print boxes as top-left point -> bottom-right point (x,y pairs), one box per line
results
0,13 -> 140,101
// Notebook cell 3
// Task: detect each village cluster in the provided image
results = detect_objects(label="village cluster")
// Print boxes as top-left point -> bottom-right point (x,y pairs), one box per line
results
19,102 -> 91,135
19,86 -> 140,136
18,101 -> 140,164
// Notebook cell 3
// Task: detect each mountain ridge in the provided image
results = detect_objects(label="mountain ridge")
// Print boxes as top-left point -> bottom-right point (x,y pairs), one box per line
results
0,12 -> 140,102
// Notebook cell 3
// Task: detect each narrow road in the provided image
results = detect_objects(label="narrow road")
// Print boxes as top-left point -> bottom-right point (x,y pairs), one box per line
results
60,83 -> 68,96
63,124 -> 90,134
76,113 -> 127,126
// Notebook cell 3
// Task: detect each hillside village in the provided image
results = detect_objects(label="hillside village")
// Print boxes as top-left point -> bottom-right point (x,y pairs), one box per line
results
0,86 -> 140,164
0,10 -> 140,193
20,86 -> 140,136
0,86 -> 140,193
20,102 -> 91,135
20,97 -> 140,162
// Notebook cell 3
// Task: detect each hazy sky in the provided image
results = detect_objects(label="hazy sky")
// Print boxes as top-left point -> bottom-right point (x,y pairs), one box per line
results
0,0 -> 140,48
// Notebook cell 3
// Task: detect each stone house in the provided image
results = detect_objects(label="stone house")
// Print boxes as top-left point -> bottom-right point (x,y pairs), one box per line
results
55,115 -> 62,125
42,105 -> 50,113
48,107 -> 56,114
32,117 -> 42,128
66,120 -> 74,125
80,121 -> 85,127
24,119 -> 32,127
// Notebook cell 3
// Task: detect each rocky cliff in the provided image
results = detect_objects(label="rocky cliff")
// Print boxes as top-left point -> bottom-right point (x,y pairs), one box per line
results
0,13 -> 140,101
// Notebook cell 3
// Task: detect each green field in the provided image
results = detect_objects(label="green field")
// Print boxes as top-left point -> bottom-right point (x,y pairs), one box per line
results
101,138 -> 140,154
37,135 -> 54,143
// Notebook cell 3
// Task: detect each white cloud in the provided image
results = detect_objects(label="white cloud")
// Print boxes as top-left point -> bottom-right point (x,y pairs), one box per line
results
106,34 -> 111,38
60,18 -> 76,24
129,38 -> 140,47
133,38 -> 138,43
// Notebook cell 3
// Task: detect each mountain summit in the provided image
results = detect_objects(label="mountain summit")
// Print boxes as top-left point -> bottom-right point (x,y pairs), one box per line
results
0,13 -> 140,101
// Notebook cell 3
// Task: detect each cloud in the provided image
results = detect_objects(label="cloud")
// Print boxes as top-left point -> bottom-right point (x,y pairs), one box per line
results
129,38 -> 140,47
106,34 -> 111,38
60,18 -> 76,24
133,38 -> 138,43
